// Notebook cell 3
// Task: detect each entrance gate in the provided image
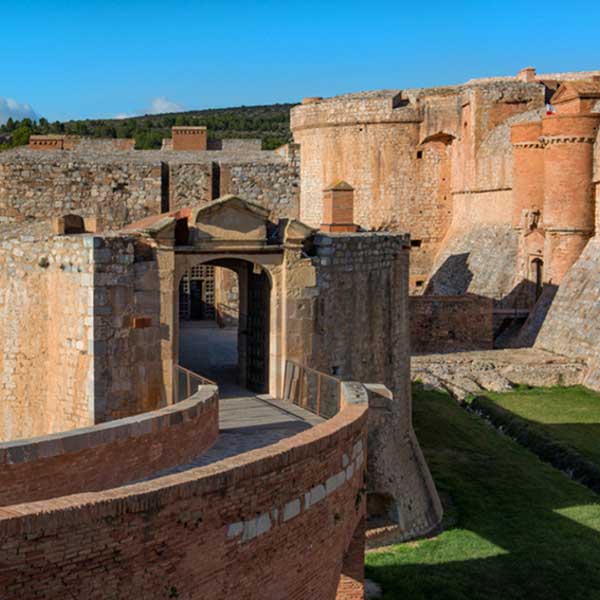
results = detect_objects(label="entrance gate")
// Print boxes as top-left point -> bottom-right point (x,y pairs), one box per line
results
246,268 -> 270,393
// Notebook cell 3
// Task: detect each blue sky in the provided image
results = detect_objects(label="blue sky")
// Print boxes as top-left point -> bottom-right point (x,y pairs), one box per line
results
1,0 -> 599,122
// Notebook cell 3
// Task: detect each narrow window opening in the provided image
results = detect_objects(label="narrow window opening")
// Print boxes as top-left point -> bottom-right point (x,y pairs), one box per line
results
416,150 -> 423,159
411,239 -> 422,248
211,162 -> 221,200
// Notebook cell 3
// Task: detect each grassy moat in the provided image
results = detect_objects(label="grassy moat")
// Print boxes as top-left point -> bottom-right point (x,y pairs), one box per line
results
366,386 -> 600,599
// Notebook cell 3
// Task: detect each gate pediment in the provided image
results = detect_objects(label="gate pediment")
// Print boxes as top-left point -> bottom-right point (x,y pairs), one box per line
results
192,196 -> 271,249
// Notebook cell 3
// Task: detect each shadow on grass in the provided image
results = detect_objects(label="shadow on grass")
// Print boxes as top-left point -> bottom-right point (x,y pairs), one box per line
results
366,388 -> 600,600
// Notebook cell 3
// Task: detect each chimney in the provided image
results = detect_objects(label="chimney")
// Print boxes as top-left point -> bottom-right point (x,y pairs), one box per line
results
321,181 -> 358,233
517,67 -> 537,83
171,126 -> 208,151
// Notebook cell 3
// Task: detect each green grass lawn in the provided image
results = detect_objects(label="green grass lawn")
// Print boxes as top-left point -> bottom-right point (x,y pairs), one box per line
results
480,385 -> 600,466
365,387 -> 600,600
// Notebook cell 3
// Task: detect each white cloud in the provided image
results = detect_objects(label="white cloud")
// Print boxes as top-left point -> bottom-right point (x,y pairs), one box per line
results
114,96 -> 186,119
146,96 -> 185,114
0,97 -> 37,125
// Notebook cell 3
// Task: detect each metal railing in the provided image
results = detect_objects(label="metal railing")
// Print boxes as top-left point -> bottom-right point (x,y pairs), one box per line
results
174,364 -> 216,403
283,359 -> 342,419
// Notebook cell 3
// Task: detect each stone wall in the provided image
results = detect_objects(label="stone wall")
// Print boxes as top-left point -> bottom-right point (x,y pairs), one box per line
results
221,152 -> 300,219
0,224 -> 93,440
74,138 -> 136,152
0,402 -> 368,600
91,235 -> 165,421
168,162 -> 213,210
291,79 -> 545,289
0,151 -> 163,228
207,138 -> 263,152
0,226 -> 167,441
426,224 -> 520,303
282,231 -> 443,541
535,237 -> 600,389
410,295 -> 494,353
0,386 -> 218,506
0,147 -> 301,228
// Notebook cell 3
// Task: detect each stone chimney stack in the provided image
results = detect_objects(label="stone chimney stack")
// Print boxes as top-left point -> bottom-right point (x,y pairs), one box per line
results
171,126 -> 207,151
517,67 -> 537,83
321,181 -> 358,233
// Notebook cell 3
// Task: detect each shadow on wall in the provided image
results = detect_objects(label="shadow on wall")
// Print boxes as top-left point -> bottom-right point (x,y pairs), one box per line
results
420,253 -> 559,351
425,253 -> 473,296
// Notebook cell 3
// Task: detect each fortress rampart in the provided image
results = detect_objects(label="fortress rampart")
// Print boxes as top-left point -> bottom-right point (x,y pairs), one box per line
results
0,386 -> 218,506
292,68 -> 600,351
0,145 -> 300,229
291,78 -> 545,289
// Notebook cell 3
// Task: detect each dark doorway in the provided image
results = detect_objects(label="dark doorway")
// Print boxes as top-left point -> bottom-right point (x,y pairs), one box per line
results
179,265 -> 216,321
189,280 -> 206,319
178,259 -> 271,397
246,268 -> 270,393
532,258 -> 544,300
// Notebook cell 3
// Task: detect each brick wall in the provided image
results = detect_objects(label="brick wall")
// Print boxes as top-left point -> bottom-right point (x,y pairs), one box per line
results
410,295 -> 494,353
172,127 -> 207,151
0,387 -> 218,506
0,402 -> 368,600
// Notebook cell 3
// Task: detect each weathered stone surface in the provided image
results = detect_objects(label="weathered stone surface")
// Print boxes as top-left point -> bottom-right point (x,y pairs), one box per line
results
412,348 -> 586,401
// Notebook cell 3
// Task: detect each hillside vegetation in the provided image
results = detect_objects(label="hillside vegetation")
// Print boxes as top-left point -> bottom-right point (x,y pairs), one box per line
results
0,103 -> 296,151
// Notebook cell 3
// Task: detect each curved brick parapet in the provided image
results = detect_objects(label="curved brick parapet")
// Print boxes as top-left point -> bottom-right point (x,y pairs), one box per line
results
0,401 -> 368,600
0,385 -> 219,506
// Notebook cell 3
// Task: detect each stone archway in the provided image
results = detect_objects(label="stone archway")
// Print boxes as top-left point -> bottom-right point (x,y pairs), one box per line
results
173,249 -> 283,399
176,256 -> 274,396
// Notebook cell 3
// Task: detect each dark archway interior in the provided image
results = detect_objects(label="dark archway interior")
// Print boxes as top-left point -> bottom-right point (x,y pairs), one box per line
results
178,258 -> 270,398
532,258 -> 544,300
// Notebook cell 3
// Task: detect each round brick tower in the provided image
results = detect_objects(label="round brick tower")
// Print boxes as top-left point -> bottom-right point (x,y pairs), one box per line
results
511,121 -> 544,228
542,114 -> 600,283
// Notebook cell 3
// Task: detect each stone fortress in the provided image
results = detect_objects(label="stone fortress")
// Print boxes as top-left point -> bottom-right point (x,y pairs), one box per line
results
1,65 -> 600,598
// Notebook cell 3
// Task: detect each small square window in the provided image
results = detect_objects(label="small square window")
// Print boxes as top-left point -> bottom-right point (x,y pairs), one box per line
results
416,150 -> 423,159
411,239 -> 422,248
415,280 -> 424,287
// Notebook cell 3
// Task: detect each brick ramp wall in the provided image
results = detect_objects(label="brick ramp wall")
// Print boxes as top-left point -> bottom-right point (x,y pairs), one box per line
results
0,386 -> 218,506
0,403 -> 367,600
410,295 -> 494,353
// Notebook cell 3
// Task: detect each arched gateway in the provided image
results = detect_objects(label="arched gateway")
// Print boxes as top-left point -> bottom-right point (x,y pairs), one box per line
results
149,195 -> 306,400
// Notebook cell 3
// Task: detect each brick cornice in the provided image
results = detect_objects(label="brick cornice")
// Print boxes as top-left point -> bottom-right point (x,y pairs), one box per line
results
540,135 -> 596,145
512,141 -> 543,149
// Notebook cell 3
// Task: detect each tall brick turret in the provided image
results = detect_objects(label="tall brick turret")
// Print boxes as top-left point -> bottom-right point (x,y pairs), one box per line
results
542,113 -> 600,283
511,121 -> 544,228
